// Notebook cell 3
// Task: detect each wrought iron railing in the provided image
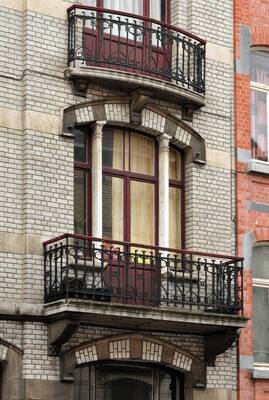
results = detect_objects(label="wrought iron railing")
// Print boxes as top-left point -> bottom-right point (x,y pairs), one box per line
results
44,234 -> 243,315
67,5 -> 206,94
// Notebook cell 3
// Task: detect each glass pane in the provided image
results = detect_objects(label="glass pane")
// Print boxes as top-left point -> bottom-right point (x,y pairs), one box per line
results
74,366 -> 89,400
159,370 -> 179,400
96,365 -> 152,400
253,286 -> 269,363
169,187 -> 182,249
81,0 -> 96,5
169,149 -> 182,180
102,175 -> 124,241
74,170 -> 87,234
104,0 -> 143,14
130,181 -> 155,247
252,245 -> 269,279
103,129 -> 124,170
130,133 -> 155,176
74,130 -> 87,163
251,51 -> 269,85
251,90 -> 268,161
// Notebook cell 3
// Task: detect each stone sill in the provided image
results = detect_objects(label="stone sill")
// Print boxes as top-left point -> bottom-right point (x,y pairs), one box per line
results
253,367 -> 269,379
248,160 -> 269,175
65,66 -> 206,110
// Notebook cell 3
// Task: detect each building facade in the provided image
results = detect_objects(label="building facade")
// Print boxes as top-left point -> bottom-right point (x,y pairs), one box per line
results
0,1 -> 245,399
235,1 -> 269,399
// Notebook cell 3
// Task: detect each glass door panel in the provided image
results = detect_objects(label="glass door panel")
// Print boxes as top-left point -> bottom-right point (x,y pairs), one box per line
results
130,181 -> 155,248
102,175 -> 124,241
169,187 -> 182,249
74,170 -> 88,235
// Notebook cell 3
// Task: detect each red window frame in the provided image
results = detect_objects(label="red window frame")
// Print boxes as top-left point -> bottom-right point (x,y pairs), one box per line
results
74,126 -> 185,248
94,0 -> 170,23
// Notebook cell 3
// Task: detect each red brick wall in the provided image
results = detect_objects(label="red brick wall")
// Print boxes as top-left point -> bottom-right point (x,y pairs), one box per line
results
235,0 -> 269,398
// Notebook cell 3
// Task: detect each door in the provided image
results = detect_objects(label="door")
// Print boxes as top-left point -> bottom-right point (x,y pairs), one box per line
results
82,0 -> 172,79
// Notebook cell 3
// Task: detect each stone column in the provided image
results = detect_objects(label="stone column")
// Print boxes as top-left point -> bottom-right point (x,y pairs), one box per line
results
91,121 -> 106,239
158,133 -> 170,249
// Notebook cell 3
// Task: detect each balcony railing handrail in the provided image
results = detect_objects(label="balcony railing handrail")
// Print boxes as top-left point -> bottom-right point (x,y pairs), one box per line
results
67,4 -> 206,45
43,233 -> 244,262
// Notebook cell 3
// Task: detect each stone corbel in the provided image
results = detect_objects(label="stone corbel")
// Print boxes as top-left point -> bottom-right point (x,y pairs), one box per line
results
130,89 -> 152,124
181,103 -> 197,122
205,328 -> 238,366
48,315 -> 80,356
72,78 -> 90,97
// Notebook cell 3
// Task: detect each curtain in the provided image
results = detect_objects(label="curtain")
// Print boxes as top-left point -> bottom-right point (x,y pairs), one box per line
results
130,133 -> 155,176
104,0 -> 143,15
130,181 -> 155,248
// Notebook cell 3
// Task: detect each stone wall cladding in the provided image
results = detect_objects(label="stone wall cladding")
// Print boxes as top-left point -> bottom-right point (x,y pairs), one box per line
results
0,0 -> 237,395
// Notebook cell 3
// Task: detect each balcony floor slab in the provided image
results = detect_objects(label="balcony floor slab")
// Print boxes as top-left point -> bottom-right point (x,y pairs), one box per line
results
44,298 -> 246,335
65,67 -> 206,110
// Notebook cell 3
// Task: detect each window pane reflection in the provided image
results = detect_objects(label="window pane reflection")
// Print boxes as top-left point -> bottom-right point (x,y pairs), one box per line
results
251,89 -> 268,162
251,51 -> 269,85
253,286 -> 269,363
103,129 -> 124,170
74,170 -> 87,234
75,130 -> 87,163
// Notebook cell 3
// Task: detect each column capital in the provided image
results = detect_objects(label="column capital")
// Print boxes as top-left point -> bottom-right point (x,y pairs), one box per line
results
157,133 -> 170,151
92,120 -> 106,138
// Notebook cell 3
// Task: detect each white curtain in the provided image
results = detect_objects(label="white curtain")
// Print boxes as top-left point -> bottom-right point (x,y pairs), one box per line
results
104,0 -> 143,15
150,0 -> 161,19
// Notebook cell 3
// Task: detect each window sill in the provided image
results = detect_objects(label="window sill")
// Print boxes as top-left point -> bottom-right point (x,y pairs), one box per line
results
248,159 -> 269,175
253,367 -> 269,379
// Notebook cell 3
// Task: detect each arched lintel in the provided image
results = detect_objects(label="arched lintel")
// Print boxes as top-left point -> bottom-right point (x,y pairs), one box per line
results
60,333 -> 206,388
62,98 -> 206,163
0,338 -> 23,363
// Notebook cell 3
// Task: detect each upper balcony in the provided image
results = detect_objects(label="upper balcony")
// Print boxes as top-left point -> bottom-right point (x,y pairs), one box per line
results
44,234 -> 245,341
66,5 -> 206,110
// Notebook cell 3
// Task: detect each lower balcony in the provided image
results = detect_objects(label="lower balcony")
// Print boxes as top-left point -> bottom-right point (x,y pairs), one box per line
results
43,234 -> 245,336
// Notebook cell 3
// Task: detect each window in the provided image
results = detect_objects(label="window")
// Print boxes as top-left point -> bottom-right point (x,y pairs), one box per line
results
82,0 -> 168,21
74,127 -> 184,249
251,50 -> 269,162
74,363 -> 184,400
252,244 -> 269,364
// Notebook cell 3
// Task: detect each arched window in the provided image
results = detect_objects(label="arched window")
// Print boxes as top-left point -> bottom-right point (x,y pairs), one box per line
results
252,244 -> 269,364
250,50 -> 269,162
73,363 -> 184,400
74,126 -> 184,249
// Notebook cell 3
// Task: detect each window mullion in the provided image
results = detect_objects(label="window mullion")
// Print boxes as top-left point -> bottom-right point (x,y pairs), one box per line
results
158,134 -> 170,249
91,121 -> 106,239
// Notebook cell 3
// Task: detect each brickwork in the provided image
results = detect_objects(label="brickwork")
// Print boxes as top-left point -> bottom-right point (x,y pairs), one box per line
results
235,0 -> 269,398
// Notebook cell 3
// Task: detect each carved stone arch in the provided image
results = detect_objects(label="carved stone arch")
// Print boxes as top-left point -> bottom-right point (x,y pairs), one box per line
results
62,97 -> 206,163
61,333 -> 206,388
0,338 -> 23,400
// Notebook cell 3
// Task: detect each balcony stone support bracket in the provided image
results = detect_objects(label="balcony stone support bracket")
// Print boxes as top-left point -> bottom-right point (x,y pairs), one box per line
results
60,333 -> 206,388
47,314 -> 80,355
204,328 -> 238,366
62,97 -> 206,163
